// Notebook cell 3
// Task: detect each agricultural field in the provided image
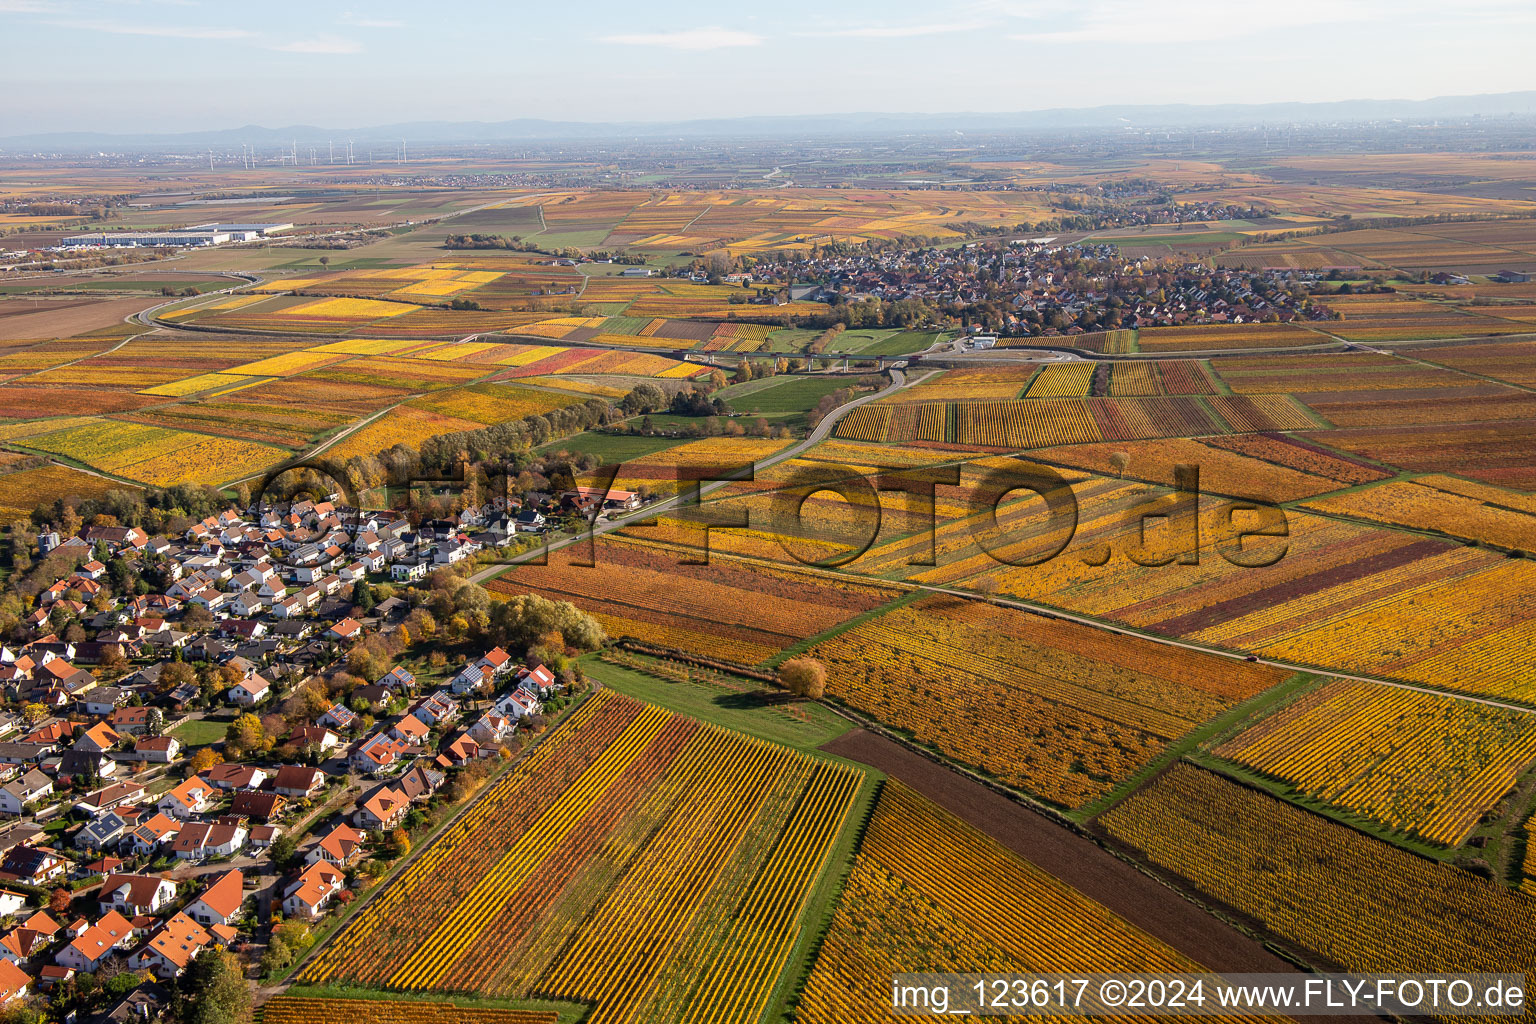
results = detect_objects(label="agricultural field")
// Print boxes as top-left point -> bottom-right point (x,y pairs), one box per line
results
809,594 -> 1284,808
1101,764 -> 1536,976
301,689 -> 864,1024
1213,679 -> 1536,845
1299,476 -> 1536,553
488,538 -> 896,666
796,781 -> 1230,1022
262,996 -> 559,1024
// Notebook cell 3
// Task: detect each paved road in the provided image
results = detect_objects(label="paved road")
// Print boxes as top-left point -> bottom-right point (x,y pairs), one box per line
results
468,367 -> 921,584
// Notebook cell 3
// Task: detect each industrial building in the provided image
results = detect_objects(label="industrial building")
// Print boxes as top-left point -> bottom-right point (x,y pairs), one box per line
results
60,221 -> 292,248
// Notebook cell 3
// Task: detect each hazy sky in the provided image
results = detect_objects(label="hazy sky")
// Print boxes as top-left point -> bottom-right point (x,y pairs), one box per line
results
3,0 -> 1535,135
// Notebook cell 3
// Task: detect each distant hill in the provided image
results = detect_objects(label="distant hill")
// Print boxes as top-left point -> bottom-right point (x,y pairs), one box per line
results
7,91 -> 1536,151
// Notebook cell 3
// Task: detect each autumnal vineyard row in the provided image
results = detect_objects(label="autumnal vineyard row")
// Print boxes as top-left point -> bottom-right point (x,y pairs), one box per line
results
809,595 -> 1282,807
796,781 -> 1229,1022
260,996 -> 555,1024
1215,679 -> 1536,845
1100,765 -> 1536,976
300,690 -> 863,1024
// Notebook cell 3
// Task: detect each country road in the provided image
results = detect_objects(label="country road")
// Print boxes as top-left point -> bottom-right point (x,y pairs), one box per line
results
468,366 -> 923,584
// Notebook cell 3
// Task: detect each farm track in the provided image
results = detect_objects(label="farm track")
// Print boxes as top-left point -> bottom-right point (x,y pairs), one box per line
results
819,729 -> 1383,1024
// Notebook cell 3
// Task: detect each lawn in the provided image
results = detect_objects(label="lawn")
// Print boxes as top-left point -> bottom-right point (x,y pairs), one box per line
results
538,431 -> 687,464
580,655 -> 852,752
764,327 -> 821,353
858,330 -> 942,356
169,715 -> 231,747
828,329 -> 901,354
718,374 -> 853,415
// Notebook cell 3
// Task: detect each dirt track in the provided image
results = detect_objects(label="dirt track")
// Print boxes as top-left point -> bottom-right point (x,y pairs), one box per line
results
822,729 -> 1308,977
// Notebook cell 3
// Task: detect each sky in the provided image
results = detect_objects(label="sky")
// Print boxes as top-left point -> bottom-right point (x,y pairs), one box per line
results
2,0 -> 1535,135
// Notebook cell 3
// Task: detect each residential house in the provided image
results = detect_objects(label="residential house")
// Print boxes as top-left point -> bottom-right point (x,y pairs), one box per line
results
98,874 -> 178,917
55,909 -> 133,972
0,957 -> 27,1004
495,689 -> 540,722
185,871 -> 244,928
354,786 -> 409,830
408,691 -> 457,727
326,618 -> 363,643
349,732 -> 410,775
0,770 -> 52,816
388,714 -> 429,747
74,723 -> 121,755
81,687 -> 129,717
204,764 -> 267,792
377,667 -> 415,692
125,814 -> 181,857
226,674 -> 272,707
468,712 -> 512,747
449,663 -> 484,696
305,824 -> 363,867
58,749 -> 117,782
478,647 -> 514,679
271,766 -> 325,800
171,822 -> 247,862
230,791 -> 284,821
80,781 -> 145,815
516,663 -> 559,698
74,812 -> 129,852
395,764 -> 443,803
158,777 -> 215,820
318,704 -> 356,732
132,912 -> 215,979
125,736 -> 180,764
287,727 -> 338,754
106,706 -> 156,736
282,863 -> 343,920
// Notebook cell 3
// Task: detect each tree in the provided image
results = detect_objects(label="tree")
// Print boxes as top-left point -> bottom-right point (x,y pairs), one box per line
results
20,704 -> 46,726
96,644 -> 129,678
224,713 -> 268,760
386,828 -> 411,859
268,833 -> 299,871
352,578 -> 375,615
48,887 -> 70,916
144,708 -> 164,738
1108,452 -> 1131,478
487,594 -> 605,653
777,657 -> 827,699
189,748 -> 223,775
178,948 -> 250,1024
159,660 -> 196,695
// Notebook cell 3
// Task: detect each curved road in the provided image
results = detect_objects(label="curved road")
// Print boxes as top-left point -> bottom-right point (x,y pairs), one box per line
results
468,366 -> 922,584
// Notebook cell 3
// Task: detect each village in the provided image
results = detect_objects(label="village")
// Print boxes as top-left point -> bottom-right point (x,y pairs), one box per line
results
0,484 -> 628,1022
744,238 -> 1345,336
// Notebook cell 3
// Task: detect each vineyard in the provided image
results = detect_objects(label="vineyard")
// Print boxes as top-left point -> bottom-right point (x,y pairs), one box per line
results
486,537 -> 896,666
301,690 -> 864,1024
836,395 -> 1314,447
796,781 -> 1222,1022
1300,478 -> 1536,553
261,996 -> 556,1024
1101,764 -> 1536,977
808,595 -> 1283,808
1214,679 -> 1536,845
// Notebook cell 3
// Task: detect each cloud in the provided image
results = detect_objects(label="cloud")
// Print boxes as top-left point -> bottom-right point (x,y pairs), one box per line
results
341,11 -> 404,28
0,0 -> 53,12
806,21 -> 987,38
599,26 -> 763,50
270,35 -> 364,54
65,19 -> 255,39
1006,0 -> 1383,44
